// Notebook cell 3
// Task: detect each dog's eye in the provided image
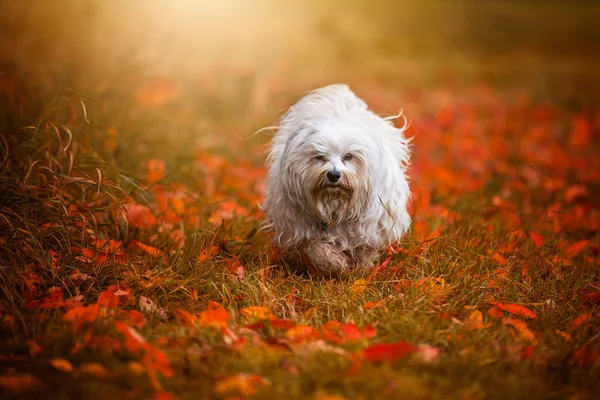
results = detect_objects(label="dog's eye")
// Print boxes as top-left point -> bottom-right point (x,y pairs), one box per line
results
343,153 -> 353,161
315,155 -> 327,162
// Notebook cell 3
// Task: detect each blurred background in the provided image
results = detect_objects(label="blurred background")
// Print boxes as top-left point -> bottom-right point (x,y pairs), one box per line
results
1,0 -> 599,190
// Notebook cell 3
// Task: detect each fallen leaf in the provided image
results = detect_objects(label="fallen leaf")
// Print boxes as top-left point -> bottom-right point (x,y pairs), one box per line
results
490,302 -> 537,319
487,305 -> 505,319
363,300 -> 385,310
563,240 -> 589,257
49,358 -> 74,372
465,309 -> 492,330
139,296 -> 168,319
130,240 -> 162,257
528,231 -> 544,248
350,279 -> 368,295
199,301 -> 230,328
122,203 -> 158,228
502,318 -> 537,342
78,362 -> 110,377
570,312 -> 592,329
175,309 -> 198,327
198,245 -> 220,262
286,325 -> 319,343
97,289 -> 120,308
362,342 -> 417,363
240,306 -> 276,321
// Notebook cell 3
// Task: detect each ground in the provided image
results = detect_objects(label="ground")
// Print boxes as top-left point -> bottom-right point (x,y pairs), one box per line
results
0,1 -> 599,399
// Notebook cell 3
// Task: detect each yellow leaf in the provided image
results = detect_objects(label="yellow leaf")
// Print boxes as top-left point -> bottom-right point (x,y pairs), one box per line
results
240,306 -> 276,321
465,310 -> 491,330
350,279 -> 368,295
468,310 -> 483,322
49,358 -> 74,372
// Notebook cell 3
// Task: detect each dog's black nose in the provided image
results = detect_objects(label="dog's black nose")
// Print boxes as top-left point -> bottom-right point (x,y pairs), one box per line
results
327,169 -> 341,183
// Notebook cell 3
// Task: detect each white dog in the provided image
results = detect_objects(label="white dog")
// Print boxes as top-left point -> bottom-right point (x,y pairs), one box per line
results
263,84 -> 411,277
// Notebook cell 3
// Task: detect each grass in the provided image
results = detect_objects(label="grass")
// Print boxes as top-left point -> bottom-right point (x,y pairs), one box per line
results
1,1 -> 600,399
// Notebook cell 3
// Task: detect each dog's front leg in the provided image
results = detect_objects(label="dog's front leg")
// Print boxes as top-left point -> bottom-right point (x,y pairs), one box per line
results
299,240 -> 350,278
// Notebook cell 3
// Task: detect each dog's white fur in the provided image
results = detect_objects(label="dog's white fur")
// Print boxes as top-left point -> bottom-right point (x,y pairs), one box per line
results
263,84 -> 411,276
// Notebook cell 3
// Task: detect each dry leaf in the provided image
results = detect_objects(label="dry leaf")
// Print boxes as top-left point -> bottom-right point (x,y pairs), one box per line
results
49,358 -> 74,372
350,278 -> 368,295
490,302 -> 537,319
139,296 -> 168,319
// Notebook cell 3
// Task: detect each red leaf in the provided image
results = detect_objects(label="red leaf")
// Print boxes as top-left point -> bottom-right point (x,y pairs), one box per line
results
570,312 -> 592,329
97,289 -> 120,308
563,240 -> 589,257
362,342 -> 417,363
528,231 -> 544,248
489,302 -> 537,319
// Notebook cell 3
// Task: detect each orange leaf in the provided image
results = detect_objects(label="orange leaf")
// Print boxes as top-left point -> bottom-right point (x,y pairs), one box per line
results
198,245 -> 220,263
362,342 -> 417,363
123,203 -> 158,228
199,301 -> 230,328
487,305 -> 505,319
49,358 -> 74,372
502,318 -> 537,342
492,252 -> 507,265
362,300 -> 385,310
130,240 -> 162,257
490,302 -> 537,319
286,325 -> 319,343
240,306 -> 276,321
175,309 -> 198,327
78,362 -> 110,377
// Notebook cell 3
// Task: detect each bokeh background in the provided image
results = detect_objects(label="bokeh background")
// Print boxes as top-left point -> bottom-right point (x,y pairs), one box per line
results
1,0 -> 599,214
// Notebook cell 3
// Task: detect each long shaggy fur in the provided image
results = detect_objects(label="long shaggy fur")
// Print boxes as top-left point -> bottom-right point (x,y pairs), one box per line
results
263,84 -> 411,277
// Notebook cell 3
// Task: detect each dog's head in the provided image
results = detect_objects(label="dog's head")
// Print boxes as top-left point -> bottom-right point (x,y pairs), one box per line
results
281,119 -> 377,229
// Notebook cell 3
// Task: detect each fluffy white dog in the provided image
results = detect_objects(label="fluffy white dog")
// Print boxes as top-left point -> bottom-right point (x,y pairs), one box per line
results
263,84 -> 411,277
